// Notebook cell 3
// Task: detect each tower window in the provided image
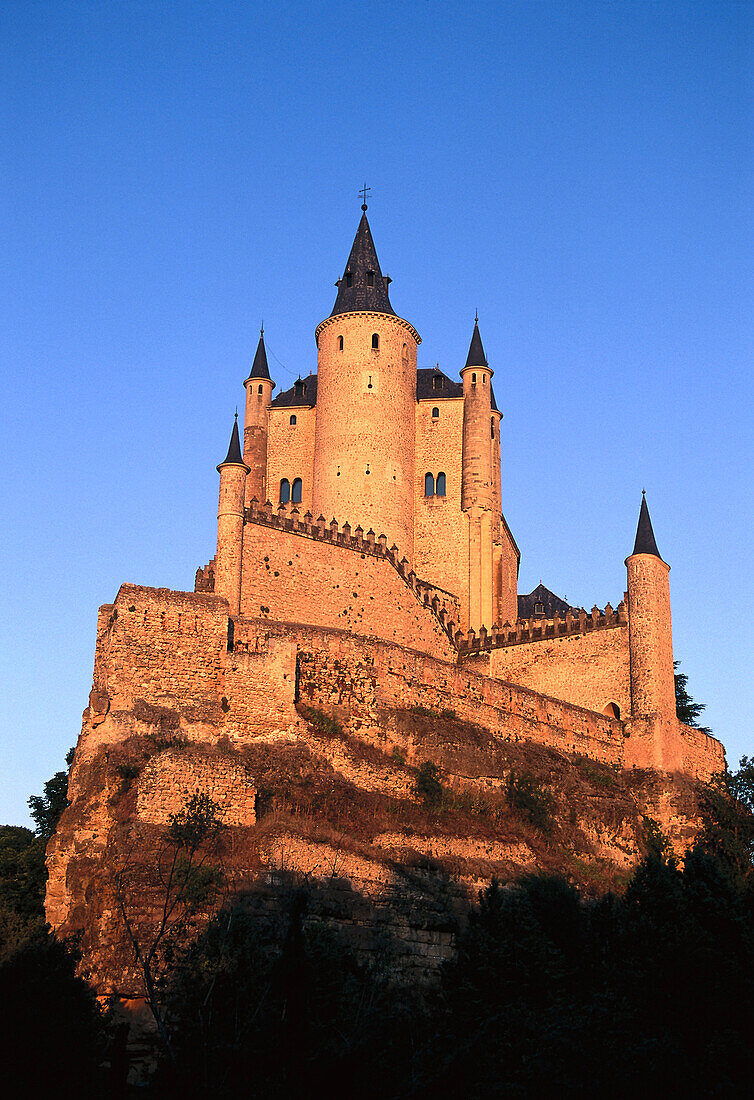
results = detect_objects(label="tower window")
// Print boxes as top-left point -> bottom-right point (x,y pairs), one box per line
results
436,472 -> 446,496
472,373 -> 476,384
483,374 -> 486,383
491,417 -> 494,438
366,271 -> 374,287
345,273 -> 353,288
534,601 -> 544,616
294,379 -> 305,397
432,407 -> 439,419
258,384 -> 263,394
338,335 -> 344,351
371,333 -> 379,350
291,478 -> 302,504
432,373 -> 443,391
279,479 -> 290,504
424,472 -> 435,497
368,375 -> 373,389
290,414 -> 297,426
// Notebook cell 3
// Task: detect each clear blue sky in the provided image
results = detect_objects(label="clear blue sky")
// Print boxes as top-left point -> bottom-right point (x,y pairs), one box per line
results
1,1 -> 752,825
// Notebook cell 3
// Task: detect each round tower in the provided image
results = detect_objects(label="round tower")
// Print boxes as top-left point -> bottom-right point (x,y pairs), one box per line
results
215,416 -> 249,616
312,206 -> 420,559
242,329 -> 275,505
625,493 -> 676,722
461,320 -> 495,630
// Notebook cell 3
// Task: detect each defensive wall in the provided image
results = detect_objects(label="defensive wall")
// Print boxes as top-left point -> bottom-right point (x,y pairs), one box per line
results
81,584 -> 724,783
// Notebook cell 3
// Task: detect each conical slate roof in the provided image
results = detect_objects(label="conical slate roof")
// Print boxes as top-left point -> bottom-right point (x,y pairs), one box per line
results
249,331 -> 271,380
632,493 -> 661,558
490,383 -> 500,413
465,319 -> 488,368
331,210 -> 395,317
218,415 -> 244,467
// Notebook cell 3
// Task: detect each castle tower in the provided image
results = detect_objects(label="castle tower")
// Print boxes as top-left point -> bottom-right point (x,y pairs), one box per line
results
242,330 -> 275,505
312,205 -> 420,559
461,320 -> 495,631
215,416 -> 249,615
625,493 -> 676,724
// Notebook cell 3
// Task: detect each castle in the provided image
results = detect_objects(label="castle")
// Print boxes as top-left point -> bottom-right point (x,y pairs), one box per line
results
194,203 -> 721,778
46,205 -> 725,1000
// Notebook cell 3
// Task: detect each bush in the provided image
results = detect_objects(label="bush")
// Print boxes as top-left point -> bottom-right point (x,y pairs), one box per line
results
415,762 -> 444,808
506,771 -> 555,831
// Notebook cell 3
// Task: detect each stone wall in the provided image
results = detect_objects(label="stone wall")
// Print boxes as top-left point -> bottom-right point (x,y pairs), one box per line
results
239,519 -> 456,661
476,621 -> 631,719
136,749 -> 257,826
413,396 -> 468,617
267,403 -> 316,516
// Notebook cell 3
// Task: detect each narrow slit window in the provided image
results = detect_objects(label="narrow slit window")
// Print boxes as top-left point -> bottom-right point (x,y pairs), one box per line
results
424,472 -> 435,497
371,333 -> 379,350
279,479 -> 290,504
491,417 -> 494,438
290,414 -> 297,426
366,271 -> 374,287
436,472 -> 446,496
432,407 -> 439,419
338,335 -> 344,351
345,272 -> 353,288
291,478 -> 302,504
258,384 -> 263,394
472,372 -> 476,383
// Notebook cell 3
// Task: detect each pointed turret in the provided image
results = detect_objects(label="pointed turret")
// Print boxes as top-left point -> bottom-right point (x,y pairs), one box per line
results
465,319 -> 488,368
632,492 -> 661,558
248,330 -> 271,381
331,209 -> 395,316
218,415 -> 245,470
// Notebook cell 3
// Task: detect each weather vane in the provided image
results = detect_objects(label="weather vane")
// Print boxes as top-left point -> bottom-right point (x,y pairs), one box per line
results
359,182 -> 371,210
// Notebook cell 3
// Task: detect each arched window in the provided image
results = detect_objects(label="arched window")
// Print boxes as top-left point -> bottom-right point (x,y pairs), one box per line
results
402,343 -> 408,362
338,335 -> 343,351
291,478 -> 302,504
436,472 -> 446,496
472,372 -> 477,383
279,479 -> 290,504
603,702 -> 621,719
371,333 -> 379,350
290,414 -> 297,426
424,472 -> 435,497
258,384 -> 263,394
491,417 -> 495,438
432,407 -> 439,419
482,374 -> 486,383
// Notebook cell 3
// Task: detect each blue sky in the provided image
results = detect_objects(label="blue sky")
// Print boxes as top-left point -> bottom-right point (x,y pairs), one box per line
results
1,0 -> 752,825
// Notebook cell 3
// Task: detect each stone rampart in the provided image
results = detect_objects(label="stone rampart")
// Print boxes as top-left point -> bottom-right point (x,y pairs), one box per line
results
136,749 -> 257,826
239,506 -> 457,661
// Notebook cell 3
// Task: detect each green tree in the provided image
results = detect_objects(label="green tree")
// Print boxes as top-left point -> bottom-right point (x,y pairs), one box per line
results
27,746 -> 75,842
674,661 -> 711,733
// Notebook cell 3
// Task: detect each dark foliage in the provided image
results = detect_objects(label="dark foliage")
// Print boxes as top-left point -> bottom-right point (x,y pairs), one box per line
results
506,769 -> 555,831
674,661 -> 712,734
27,746 -> 75,842
415,761 -> 444,807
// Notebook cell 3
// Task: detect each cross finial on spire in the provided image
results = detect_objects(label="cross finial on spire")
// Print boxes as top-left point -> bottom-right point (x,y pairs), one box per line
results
359,182 -> 371,210
260,321 -> 264,337
475,309 -> 478,323
234,407 -> 238,420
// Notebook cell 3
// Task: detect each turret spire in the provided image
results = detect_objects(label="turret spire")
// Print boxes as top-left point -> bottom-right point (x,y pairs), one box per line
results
249,328 -> 271,381
218,415 -> 244,469
632,491 -> 661,558
465,318 -> 488,368
331,210 -> 395,317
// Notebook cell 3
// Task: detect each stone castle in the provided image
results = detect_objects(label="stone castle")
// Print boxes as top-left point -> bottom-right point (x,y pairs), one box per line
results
46,205 -> 725,998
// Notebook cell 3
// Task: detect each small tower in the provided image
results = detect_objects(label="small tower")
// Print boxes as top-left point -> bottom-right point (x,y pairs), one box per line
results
215,415 -> 249,615
625,493 -> 676,726
242,329 -> 275,505
461,319 -> 495,630
312,203 -> 420,559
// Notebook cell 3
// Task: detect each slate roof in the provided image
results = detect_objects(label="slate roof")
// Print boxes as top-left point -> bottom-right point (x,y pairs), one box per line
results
330,211 -> 396,317
416,368 -> 463,400
248,331 -> 271,380
517,583 -> 575,620
464,320 -> 488,368
271,375 -> 318,409
218,416 -> 244,466
632,492 -> 661,558
490,383 -> 500,413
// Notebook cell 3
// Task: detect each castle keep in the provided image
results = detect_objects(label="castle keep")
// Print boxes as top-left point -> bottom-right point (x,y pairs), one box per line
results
46,206 -> 725,996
